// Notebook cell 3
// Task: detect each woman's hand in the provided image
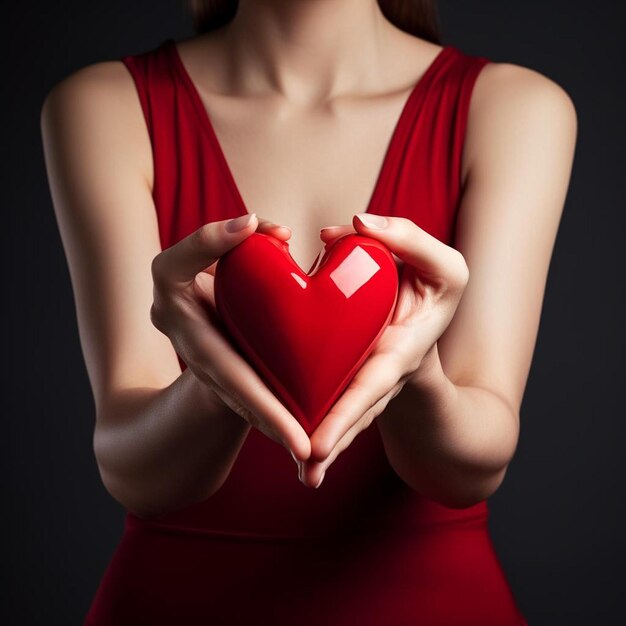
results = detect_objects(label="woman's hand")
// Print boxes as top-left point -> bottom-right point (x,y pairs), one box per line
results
299,212 -> 470,488
149,212 -> 311,464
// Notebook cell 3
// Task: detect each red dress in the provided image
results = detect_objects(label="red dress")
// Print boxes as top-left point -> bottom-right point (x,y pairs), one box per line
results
84,37 -> 528,626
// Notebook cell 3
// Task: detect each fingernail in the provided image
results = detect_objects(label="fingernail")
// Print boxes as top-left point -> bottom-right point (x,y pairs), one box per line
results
290,449 -> 300,466
315,471 -> 325,489
226,213 -> 256,233
355,213 -> 387,229
320,226 -> 342,232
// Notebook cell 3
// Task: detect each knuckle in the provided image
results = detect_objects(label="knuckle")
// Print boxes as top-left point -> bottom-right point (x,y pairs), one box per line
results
397,216 -> 416,231
381,364 -> 401,391
150,252 -> 166,286
149,302 -> 165,332
446,250 -> 470,289
149,289 -> 181,334
191,223 -> 214,251
377,356 -> 404,389
456,254 -> 470,283
397,227 -> 413,252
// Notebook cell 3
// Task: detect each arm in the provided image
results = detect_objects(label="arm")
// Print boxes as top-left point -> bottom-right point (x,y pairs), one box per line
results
40,62 -> 294,519
376,63 -> 578,507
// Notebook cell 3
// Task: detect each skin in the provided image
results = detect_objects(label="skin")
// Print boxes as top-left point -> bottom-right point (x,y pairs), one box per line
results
40,0 -> 577,517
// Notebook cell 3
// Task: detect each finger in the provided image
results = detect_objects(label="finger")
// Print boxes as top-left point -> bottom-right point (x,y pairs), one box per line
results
184,216 -> 291,281
192,218 -> 292,308
179,306 -> 312,462
326,382 -> 400,463
256,218 -> 292,241
352,213 -> 468,284
153,213 -> 258,287
319,224 -> 355,243
309,352 -> 403,462
300,384 -> 399,487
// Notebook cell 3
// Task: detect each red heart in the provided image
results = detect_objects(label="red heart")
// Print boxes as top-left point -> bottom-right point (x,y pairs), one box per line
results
214,232 -> 399,436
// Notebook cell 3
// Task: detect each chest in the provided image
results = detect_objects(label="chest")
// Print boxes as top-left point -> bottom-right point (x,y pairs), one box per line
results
202,92 -> 416,270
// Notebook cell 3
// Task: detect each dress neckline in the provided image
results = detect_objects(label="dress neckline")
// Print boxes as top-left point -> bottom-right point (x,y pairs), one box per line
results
163,37 -> 452,218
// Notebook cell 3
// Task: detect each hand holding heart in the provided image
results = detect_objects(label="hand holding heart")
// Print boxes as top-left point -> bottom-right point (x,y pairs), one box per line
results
149,213 -> 312,463
150,210 -> 469,491
298,212 -> 470,488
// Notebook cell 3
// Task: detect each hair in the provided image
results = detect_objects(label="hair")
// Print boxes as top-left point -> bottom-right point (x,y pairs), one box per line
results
182,0 -> 442,44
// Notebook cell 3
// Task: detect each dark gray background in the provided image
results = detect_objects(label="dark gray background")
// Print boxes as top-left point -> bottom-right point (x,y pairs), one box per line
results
2,1 -> 624,623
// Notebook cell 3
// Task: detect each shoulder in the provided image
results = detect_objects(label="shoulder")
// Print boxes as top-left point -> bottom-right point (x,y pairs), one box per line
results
462,58 -> 578,182
470,58 -> 577,116
42,60 -> 140,114
41,60 -> 153,187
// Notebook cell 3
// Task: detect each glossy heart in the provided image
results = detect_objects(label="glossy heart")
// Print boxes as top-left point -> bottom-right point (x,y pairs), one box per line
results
214,232 -> 399,436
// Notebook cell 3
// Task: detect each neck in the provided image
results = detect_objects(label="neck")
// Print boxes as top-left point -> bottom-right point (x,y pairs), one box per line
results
218,0 -> 397,104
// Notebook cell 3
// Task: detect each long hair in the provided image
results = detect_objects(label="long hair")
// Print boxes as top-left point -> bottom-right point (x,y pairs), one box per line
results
182,0 -> 442,44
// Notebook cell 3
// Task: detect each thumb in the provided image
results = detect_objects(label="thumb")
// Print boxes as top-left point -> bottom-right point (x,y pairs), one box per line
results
352,213 -> 461,279
154,213 -> 258,287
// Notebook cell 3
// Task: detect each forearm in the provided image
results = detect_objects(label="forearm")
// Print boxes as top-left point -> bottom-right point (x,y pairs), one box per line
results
93,366 -> 251,519
376,345 -> 520,508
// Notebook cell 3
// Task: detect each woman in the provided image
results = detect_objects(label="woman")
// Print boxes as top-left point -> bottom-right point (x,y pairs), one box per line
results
41,0 -> 577,624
